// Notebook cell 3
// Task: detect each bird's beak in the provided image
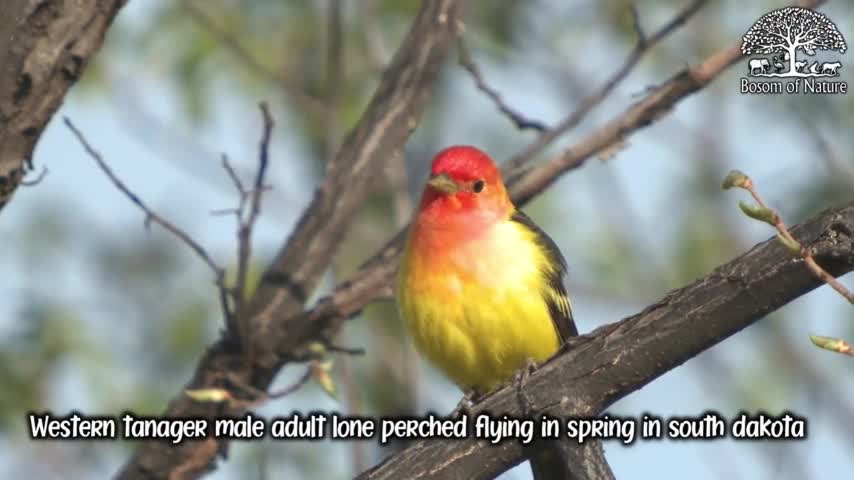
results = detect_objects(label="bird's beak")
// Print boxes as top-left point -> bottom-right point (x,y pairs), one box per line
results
427,173 -> 458,195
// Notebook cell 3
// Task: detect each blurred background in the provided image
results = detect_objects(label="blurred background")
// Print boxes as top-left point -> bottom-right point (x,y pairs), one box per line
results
1,0 -> 853,478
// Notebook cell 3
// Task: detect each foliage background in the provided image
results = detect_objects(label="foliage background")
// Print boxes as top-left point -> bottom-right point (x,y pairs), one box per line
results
1,0 -> 852,478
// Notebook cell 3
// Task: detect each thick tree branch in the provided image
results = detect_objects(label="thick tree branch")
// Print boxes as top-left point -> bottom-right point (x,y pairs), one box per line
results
356,201 -> 854,480
0,0 -> 127,212
117,1 -> 466,478
242,0 -> 466,365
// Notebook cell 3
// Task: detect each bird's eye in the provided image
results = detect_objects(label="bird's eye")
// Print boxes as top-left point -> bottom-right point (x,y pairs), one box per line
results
473,180 -> 485,193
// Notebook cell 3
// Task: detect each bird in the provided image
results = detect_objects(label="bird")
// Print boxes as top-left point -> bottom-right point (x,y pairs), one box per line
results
396,145 -> 577,478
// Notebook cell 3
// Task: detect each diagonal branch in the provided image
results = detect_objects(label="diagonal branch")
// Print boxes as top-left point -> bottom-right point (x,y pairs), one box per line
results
64,118 -> 225,286
241,0 -> 466,363
457,38 -> 548,132
503,0 -> 709,173
355,201 -> 854,480
507,0 -> 826,206
117,1 -> 467,478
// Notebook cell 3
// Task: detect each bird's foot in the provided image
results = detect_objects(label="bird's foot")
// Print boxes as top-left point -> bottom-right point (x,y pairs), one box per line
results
514,358 -> 539,416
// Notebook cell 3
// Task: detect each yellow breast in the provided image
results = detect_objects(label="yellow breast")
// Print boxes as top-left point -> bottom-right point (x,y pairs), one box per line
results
397,219 -> 561,393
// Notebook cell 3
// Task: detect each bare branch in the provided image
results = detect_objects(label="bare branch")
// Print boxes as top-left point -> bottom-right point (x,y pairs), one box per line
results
185,365 -> 315,409
117,1 -> 467,477
629,5 -> 647,45
65,118 -> 225,285
504,0 -> 709,173
228,364 -> 314,408
65,116 -> 241,338
458,38 -> 548,132
20,165 -> 48,186
355,201 -> 854,479
234,103 -> 275,337
220,154 -> 246,200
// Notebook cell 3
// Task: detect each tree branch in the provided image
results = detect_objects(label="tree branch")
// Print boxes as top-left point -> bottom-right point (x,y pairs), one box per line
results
64,118 -> 226,286
507,0 -> 825,205
0,0 -> 127,213
117,1 -> 467,478
356,201 -> 854,480
232,103 -> 275,338
457,38 -> 548,132
504,0 -> 709,173
241,0 -> 466,365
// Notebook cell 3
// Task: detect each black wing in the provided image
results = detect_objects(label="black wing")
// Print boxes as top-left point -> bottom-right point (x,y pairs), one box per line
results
510,210 -> 578,343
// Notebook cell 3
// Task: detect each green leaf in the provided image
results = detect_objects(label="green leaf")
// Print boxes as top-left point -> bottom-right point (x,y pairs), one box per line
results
185,388 -> 232,403
722,169 -> 750,190
775,232 -> 802,256
808,335 -> 854,356
738,201 -> 777,226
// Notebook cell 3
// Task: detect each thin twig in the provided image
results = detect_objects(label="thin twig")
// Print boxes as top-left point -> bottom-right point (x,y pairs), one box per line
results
458,38 -> 548,132
64,117 -> 225,284
221,154 -> 246,199
234,103 -> 274,322
65,117 -> 238,335
741,175 -> 854,304
629,6 -> 647,45
505,0 -> 708,173
216,365 -> 315,409
20,166 -> 48,186
326,343 -> 366,356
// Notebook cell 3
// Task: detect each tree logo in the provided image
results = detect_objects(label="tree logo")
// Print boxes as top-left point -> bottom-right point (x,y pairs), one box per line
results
740,7 -> 848,95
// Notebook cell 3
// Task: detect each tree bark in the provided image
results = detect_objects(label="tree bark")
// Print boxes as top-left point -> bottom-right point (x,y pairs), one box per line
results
0,0 -> 126,212
356,201 -> 854,480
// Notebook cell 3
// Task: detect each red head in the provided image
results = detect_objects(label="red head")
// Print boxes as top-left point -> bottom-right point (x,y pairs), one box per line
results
416,146 -> 511,229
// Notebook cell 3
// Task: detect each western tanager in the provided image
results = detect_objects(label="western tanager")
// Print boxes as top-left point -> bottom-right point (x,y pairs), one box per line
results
397,145 -> 577,478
